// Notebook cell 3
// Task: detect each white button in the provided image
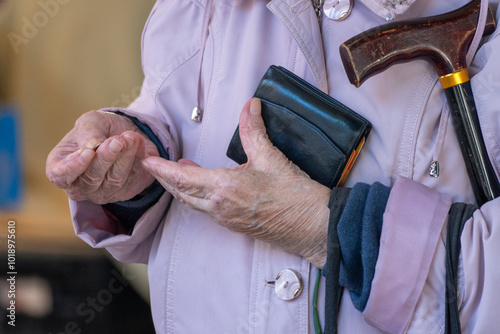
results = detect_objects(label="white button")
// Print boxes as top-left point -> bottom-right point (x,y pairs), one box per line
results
323,0 -> 353,21
274,269 -> 303,301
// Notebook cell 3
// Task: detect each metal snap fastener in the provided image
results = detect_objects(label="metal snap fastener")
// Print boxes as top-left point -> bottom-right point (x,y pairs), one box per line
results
323,0 -> 353,21
191,106 -> 203,122
274,269 -> 303,301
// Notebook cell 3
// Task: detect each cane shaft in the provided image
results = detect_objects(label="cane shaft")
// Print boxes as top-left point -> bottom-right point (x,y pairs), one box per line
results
444,80 -> 500,205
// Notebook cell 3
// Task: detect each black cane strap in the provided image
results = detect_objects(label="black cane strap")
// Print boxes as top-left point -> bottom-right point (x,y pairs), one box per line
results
324,187 -> 351,334
445,202 -> 477,334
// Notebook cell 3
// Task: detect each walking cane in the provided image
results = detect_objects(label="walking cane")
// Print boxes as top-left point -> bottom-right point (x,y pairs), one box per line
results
339,0 -> 500,205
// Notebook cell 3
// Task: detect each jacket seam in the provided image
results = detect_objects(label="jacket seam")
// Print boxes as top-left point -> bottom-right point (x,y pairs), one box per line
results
396,66 -> 436,179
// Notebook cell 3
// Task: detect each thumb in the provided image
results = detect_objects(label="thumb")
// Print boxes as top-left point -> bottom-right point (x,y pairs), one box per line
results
238,98 -> 271,163
75,112 -> 110,150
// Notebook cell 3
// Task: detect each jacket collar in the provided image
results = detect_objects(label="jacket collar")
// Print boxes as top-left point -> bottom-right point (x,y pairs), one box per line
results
265,0 -> 419,92
267,0 -> 329,92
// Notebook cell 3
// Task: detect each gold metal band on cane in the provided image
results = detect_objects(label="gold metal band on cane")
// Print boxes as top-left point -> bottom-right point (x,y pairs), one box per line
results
439,69 -> 470,89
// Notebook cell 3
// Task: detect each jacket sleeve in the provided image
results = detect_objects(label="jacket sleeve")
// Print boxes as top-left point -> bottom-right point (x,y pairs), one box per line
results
358,176 -> 452,333
69,83 -> 178,264
336,6 -> 500,333
365,7 -> 500,332
354,178 -> 500,333
458,198 -> 500,332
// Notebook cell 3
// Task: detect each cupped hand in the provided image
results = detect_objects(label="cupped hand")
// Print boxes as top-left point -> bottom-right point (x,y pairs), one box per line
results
142,99 -> 330,267
46,110 -> 159,204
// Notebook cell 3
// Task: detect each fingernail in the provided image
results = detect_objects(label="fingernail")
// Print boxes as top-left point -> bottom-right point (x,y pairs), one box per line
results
124,134 -> 135,145
109,139 -> 124,154
142,158 -> 154,169
142,160 -> 158,174
86,139 -> 102,151
80,149 -> 94,162
250,99 -> 260,115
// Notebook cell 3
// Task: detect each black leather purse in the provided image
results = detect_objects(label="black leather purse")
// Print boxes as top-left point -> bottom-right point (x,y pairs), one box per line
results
226,65 -> 371,188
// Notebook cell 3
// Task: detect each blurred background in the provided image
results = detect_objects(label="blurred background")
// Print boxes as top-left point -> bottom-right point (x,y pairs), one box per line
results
0,0 -> 157,332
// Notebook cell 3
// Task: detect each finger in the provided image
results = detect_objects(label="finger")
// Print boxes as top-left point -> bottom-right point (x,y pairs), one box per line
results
46,148 -> 96,188
101,132 -> 141,193
75,111 -> 111,150
142,156 -> 214,202
75,135 -> 127,193
238,98 -> 272,163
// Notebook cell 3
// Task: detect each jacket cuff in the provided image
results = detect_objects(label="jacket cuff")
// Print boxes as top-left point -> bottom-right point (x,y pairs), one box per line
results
362,176 -> 451,333
71,190 -> 172,263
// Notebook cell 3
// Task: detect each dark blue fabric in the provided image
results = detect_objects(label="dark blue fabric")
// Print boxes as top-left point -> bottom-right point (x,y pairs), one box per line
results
103,180 -> 165,233
337,182 -> 390,311
102,112 -> 168,233
115,111 -> 169,159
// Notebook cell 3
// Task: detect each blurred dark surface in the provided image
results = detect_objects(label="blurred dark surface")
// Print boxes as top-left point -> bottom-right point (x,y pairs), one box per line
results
0,254 -> 155,334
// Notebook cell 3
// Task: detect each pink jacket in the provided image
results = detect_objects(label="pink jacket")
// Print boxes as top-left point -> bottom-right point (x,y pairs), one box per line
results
70,0 -> 500,332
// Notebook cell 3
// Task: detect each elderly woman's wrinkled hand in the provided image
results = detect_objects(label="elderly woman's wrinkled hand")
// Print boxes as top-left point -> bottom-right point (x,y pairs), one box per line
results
46,111 -> 159,205
142,99 -> 330,267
